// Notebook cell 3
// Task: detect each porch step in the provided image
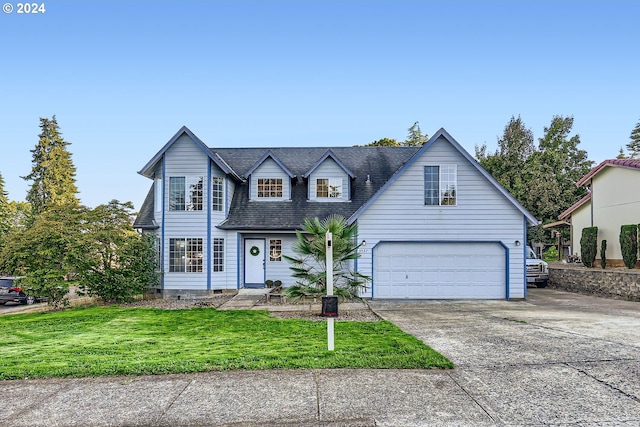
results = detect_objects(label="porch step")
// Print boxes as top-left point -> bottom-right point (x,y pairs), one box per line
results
217,288 -> 266,310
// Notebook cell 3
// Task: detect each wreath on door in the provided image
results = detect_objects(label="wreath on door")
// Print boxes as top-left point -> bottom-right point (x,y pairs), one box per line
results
250,245 -> 260,256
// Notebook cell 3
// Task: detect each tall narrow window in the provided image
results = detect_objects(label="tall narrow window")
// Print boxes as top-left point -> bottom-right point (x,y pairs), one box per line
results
212,238 -> 224,272
169,176 -> 204,211
169,238 -> 203,272
212,177 -> 224,211
424,165 -> 457,206
257,178 -> 283,198
269,239 -> 282,262
154,178 -> 163,212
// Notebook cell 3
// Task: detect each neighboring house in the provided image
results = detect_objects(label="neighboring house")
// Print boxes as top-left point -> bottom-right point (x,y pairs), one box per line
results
559,159 -> 640,266
134,126 -> 538,300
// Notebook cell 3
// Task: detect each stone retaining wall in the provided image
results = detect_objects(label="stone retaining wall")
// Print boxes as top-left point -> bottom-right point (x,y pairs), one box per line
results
549,264 -> 640,302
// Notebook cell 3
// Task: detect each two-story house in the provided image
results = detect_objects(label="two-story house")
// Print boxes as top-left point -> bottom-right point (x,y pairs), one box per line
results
134,126 -> 538,299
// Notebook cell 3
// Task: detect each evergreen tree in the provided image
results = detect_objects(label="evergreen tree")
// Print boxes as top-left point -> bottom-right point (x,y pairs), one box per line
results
404,121 -> 428,146
627,118 -> 640,158
616,147 -> 628,159
529,116 -> 592,222
0,173 -> 11,248
476,116 -> 535,209
22,116 -> 79,216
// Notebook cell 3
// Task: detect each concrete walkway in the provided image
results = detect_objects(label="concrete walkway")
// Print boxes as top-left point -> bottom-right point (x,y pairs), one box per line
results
1,289 -> 639,426
217,288 -> 266,310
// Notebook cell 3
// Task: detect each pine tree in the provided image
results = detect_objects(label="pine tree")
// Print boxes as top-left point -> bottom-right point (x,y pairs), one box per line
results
404,121 -> 428,146
22,116 -> 79,216
627,119 -> 640,158
616,147 -> 628,159
0,173 -> 11,245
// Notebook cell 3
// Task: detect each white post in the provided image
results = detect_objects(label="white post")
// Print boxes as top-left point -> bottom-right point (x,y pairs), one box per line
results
326,231 -> 334,351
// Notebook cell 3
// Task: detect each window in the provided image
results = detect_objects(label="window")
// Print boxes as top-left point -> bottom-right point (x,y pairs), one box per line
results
154,178 -> 163,212
257,178 -> 283,198
316,178 -> 342,198
212,238 -> 224,272
269,239 -> 282,262
169,238 -> 203,273
169,176 -> 204,211
424,165 -> 457,206
212,177 -> 224,211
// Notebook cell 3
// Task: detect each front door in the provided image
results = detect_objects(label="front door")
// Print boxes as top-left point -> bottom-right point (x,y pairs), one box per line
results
244,238 -> 266,287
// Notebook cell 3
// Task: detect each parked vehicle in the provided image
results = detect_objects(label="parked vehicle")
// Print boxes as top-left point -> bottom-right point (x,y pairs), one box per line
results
0,277 -> 39,305
526,246 -> 549,288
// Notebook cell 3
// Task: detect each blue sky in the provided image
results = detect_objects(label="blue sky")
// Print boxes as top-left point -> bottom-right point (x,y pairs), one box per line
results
1,0 -> 638,209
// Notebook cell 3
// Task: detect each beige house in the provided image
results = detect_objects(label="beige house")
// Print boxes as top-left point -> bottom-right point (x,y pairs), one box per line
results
559,159 -> 640,266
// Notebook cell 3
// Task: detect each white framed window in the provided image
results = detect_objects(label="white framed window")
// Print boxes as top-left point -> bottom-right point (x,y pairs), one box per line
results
212,177 -> 224,212
169,238 -> 203,273
424,165 -> 457,206
169,176 -> 204,211
269,239 -> 282,262
257,178 -> 283,198
316,178 -> 342,198
212,238 -> 224,272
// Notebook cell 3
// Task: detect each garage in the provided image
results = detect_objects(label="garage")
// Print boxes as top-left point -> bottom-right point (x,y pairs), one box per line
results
373,242 -> 506,299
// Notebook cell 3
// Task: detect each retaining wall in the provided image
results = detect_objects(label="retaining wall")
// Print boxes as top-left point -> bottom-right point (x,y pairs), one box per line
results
549,264 -> 640,302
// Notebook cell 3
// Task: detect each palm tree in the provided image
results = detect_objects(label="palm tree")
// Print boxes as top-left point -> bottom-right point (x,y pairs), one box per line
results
283,215 -> 370,300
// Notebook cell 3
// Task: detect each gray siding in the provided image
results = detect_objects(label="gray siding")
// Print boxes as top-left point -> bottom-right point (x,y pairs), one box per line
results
249,158 -> 291,200
308,158 -> 350,201
356,135 -> 526,298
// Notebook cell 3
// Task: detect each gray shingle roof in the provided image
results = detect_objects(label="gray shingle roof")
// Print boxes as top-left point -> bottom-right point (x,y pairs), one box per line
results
134,146 -> 420,230
215,146 -> 420,230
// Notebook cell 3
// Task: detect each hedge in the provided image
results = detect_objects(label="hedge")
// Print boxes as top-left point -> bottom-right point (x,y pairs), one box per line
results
580,226 -> 598,268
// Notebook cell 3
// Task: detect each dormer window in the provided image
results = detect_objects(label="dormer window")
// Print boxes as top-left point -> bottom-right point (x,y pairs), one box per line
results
257,178 -> 283,198
316,178 -> 342,198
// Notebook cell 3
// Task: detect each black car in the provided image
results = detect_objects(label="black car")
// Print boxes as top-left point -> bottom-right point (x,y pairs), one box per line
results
0,277 -> 39,305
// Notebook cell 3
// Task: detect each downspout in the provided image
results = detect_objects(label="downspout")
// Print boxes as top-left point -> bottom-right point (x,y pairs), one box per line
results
207,161 -> 212,291
161,155 -> 166,291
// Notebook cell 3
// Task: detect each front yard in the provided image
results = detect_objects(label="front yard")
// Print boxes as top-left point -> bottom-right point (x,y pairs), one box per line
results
0,306 -> 453,380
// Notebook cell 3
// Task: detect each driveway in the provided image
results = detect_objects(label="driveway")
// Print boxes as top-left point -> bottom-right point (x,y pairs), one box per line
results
369,288 -> 640,425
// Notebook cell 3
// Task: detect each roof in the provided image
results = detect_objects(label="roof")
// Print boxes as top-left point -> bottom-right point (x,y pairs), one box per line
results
576,158 -> 640,187
215,146 -> 420,229
558,193 -> 591,220
134,127 -> 539,230
133,184 -> 157,230
137,126 -> 242,181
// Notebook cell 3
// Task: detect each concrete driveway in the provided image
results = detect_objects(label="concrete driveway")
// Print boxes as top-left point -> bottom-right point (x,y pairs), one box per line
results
1,289 -> 639,426
369,288 -> 640,425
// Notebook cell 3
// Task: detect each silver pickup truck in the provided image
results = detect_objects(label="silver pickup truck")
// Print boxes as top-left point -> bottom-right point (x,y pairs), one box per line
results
526,246 -> 549,288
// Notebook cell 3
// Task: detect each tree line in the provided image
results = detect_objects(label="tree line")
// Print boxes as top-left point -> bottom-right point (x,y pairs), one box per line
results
0,116 -> 158,306
476,115 -> 640,244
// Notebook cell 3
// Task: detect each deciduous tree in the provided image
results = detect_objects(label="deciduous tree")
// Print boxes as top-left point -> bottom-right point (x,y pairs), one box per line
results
77,200 -> 159,303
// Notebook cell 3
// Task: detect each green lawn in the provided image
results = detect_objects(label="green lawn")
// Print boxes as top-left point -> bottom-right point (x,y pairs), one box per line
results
0,306 -> 452,379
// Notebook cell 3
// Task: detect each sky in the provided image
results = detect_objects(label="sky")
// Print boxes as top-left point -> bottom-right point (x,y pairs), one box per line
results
1,0 -> 638,209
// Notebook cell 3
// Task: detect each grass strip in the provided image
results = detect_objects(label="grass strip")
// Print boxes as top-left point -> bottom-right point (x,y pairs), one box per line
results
0,306 -> 452,379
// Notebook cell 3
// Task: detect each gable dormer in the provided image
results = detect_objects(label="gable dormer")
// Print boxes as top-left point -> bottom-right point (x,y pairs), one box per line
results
303,150 -> 355,202
245,151 -> 295,201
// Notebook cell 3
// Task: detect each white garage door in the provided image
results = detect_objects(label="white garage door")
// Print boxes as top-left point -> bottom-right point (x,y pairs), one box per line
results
373,242 -> 506,299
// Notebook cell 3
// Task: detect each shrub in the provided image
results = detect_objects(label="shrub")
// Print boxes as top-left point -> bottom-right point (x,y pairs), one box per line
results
620,224 -> 638,269
600,240 -> 607,269
580,226 -> 598,268
542,246 -> 558,262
